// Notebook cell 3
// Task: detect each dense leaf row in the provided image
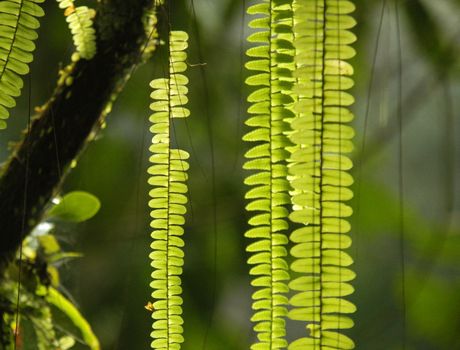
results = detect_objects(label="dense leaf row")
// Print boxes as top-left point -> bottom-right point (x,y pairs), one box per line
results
244,0 -> 357,349
148,30 -> 190,350
244,0 -> 295,348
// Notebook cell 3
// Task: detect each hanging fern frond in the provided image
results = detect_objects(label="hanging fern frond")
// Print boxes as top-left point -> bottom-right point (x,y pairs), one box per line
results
56,0 -> 96,60
287,1 -> 357,349
148,30 -> 189,350
243,0 -> 295,348
0,0 -> 45,129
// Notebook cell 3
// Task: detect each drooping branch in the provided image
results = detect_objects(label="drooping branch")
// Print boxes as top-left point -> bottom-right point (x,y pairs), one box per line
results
0,0 -> 164,274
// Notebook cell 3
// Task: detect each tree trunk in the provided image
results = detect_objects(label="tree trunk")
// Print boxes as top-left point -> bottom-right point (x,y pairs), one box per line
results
0,0 -> 163,275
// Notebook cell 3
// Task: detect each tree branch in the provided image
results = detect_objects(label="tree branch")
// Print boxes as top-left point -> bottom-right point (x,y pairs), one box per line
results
0,0 -> 163,274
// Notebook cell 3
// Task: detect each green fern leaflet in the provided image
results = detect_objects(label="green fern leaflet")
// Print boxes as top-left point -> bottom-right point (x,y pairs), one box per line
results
0,0 -> 45,129
148,30 -> 190,350
287,1 -> 357,349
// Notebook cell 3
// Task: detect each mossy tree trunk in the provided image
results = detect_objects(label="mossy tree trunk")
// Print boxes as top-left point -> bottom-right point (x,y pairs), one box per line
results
0,0 -> 164,275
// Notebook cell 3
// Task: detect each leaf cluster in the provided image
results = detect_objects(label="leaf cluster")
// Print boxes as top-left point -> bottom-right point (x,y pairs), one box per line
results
0,191 -> 101,349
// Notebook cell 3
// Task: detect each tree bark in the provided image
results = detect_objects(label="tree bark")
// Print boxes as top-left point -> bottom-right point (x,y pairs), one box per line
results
0,0 -> 163,274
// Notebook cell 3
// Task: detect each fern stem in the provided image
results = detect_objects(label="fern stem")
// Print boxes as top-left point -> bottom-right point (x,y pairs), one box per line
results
394,2 -> 406,348
318,0 -> 327,346
268,1 -> 275,347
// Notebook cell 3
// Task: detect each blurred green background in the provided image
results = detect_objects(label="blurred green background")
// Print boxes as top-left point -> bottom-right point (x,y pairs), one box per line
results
1,0 -> 459,349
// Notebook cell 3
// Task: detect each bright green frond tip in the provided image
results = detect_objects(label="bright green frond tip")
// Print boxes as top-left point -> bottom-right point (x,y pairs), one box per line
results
0,0 -> 45,130
148,30 -> 189,350
56,0 -> 97,60
287,0 -> 357,349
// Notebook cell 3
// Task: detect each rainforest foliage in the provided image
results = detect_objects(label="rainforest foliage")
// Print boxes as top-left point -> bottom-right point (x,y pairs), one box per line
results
0,0 -> 458,349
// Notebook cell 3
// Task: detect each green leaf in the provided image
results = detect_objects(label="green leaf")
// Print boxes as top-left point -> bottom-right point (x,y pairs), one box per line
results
38,234 -> 60,255
47,191 -> 101,223
47,251 -> 83,264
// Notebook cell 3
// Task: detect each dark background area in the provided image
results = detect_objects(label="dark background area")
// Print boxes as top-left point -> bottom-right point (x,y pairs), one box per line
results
1,0 -> 459,349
